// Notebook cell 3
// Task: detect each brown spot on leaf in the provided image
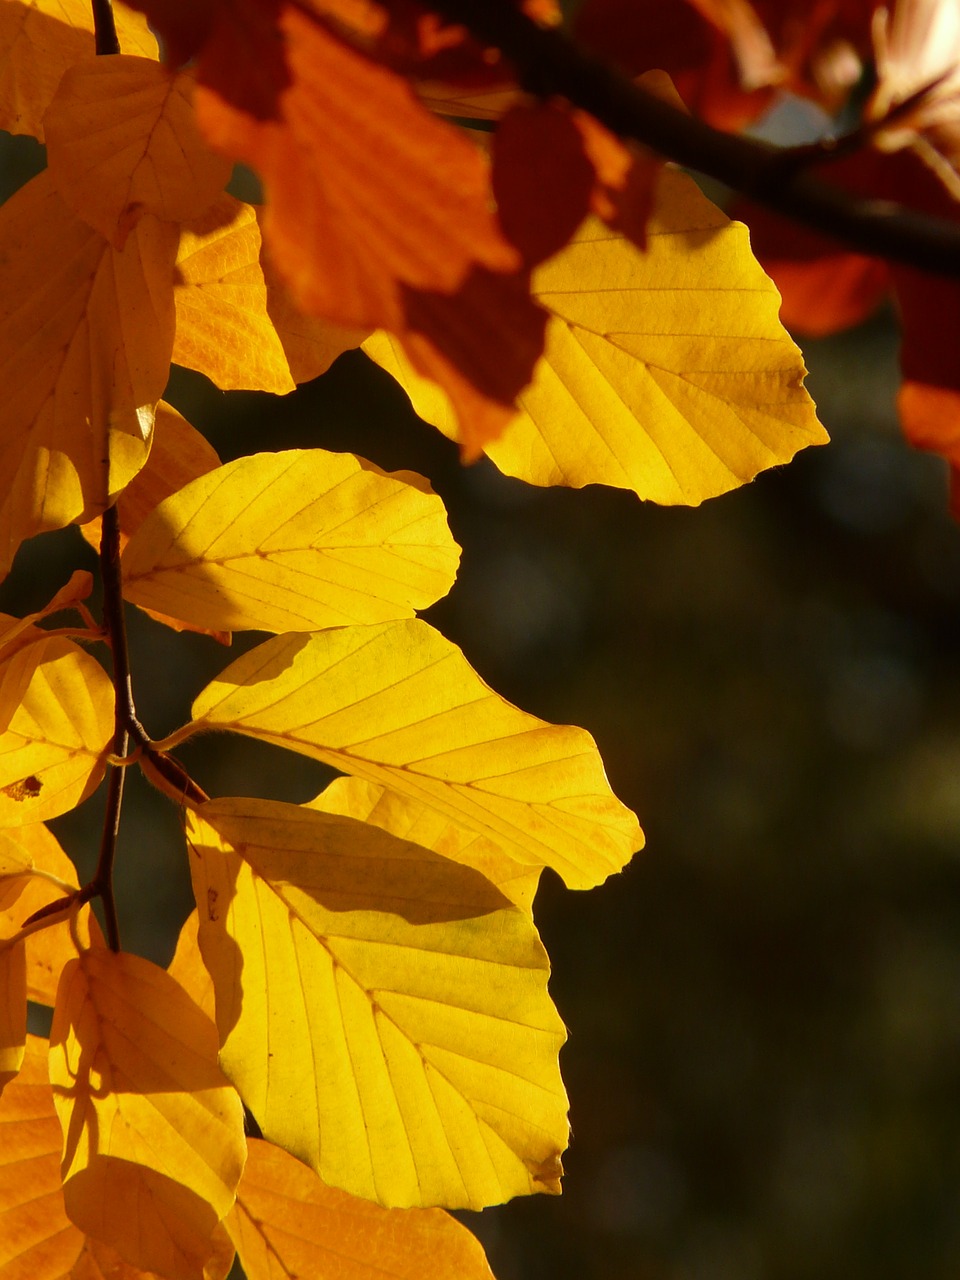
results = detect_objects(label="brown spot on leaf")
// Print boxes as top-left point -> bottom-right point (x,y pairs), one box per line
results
207,887 -> 219,921
2,775 -> 42,801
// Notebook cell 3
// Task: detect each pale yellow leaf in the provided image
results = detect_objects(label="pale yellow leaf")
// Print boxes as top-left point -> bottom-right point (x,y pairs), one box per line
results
309,777 -> 540,911
45,57 -> 231,245
0,823 -> 102,1006
121,450 -> 460,632
175,621 -> 641,889
187,797 -> 567,1209
228,1137 -> 496,1280
0,637 -> 113,826
0,171 -> 177,576
49,949 -> 245,1280
0,1 -> 157,140
0,1034 -> 85,1278
365,169 -> 827,504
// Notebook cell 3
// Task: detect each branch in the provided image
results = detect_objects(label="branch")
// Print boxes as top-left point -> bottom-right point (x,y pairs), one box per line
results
91,0 -> 120,56
425,0 -> 960,277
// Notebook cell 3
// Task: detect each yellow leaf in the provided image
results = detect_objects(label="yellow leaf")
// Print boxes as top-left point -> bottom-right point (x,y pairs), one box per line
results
0,831 -> 34,906
186,797 -> 567,1209
0,572 -> 93,661
0,637 -> 113,826
175,620 -> 641,889
0,171 -> 177,576
309,777 -> 540,912
173,196 -> 363,393
49,949 -> 245,1280
167,911 -> 216,1025
0,1034 -> 85,1276
0,822 -> 103,1006
0,1 -> 157,141
45,57 -> 231,246
0,941 -> 26,1096
121,451 -> 461,632
365,169 -> 827,504
228,1137 -> 497,1280
80,402 -> 221,554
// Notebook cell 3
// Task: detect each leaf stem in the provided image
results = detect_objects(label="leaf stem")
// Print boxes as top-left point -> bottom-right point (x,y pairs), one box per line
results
422,0 -> 960,277
91,0 -> 120,56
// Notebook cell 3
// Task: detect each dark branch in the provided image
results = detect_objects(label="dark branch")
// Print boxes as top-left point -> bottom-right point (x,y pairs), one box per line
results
91,0 -> 120,56
425,0 -> 960,277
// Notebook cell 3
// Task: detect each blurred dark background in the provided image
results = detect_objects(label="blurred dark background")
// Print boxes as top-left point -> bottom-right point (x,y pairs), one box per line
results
6,132 -> 960,1279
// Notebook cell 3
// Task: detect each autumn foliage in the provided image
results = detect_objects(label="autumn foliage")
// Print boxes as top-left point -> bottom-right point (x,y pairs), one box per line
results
0,0 -> 957,1276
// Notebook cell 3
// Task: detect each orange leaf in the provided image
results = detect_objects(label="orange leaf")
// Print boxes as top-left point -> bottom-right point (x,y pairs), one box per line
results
49,949 -> 244,1280
0,0 -> 157,141
0,1034 -> 85,1276
193,2 -> 518,330
228,1138 -> 496,1280
0,940 -> 26,1096
0,823 -> 103,1006
0,172 -> 177,576
45,57 -> 232,247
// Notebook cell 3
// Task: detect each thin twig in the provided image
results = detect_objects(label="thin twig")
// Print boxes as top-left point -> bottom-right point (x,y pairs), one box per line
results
93,503 -> 130,951
91,0 -> 120,56
424,0 -> 960,277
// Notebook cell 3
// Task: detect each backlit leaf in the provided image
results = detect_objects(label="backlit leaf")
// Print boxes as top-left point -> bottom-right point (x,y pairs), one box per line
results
366,169 -> 827,502
192,2 -> 518,330
175,621 -> 642,889
45,57 -> 231,246
309,777 -> 540,912
0,172 -> 177,576
0,637 -> 113,826
172,196 -> 297,395
0,0 -> 157,140
0,941 -> 26,1095
49,949 -> 245,1280
228,1137 -> 497,1280
186,797 -> 567,1209
122,451 -> 460,632
167,911 -> 215,1024
0,1034 -> 85,1276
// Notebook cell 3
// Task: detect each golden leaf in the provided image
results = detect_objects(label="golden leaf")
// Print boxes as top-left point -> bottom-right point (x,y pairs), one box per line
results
309,777 -> 540,911
121,451 -> 460,632
0,172 -> 177,576
187,797 -> 567,1208
228,1137 -> 497,1280
0,1034 -> 85,1276
0,941 -> 26,1096
45,57 -> 231,246
49,949 -> 245,1280
173,620 -> 642,889
173,195 -> 362,393
0,637 -> 113,827
0,0 -> 157,140
365,169 -> 827,502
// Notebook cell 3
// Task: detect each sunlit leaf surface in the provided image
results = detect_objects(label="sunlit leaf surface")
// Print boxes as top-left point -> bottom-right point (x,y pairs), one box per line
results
187,797 -> 567,1208
178,620 -> 642,888
122,451 -> 460,632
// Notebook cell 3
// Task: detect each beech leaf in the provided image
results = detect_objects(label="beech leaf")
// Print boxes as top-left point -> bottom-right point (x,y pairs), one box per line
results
0,941 -> 26,1096
366,169 -> 827,502
0,0 -> 157,140
0,823 -> 103,1007
121,450 -> 461,632
308,777 -> 541,912
0,172 -> 177,576
228,1137 -> 497,1280
173,620 -> 642,889
0,1034 -> 85,1276
0,637 -> 113,827
45,56 -> 232,246
186,797 -> 568,1209
49,949 -> 245,1280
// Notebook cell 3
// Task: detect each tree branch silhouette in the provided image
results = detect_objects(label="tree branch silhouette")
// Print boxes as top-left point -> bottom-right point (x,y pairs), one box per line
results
425,0 -> 960,278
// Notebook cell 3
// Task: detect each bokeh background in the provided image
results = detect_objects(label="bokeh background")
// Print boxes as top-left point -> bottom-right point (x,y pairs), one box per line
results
5,131 -> 960,1279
